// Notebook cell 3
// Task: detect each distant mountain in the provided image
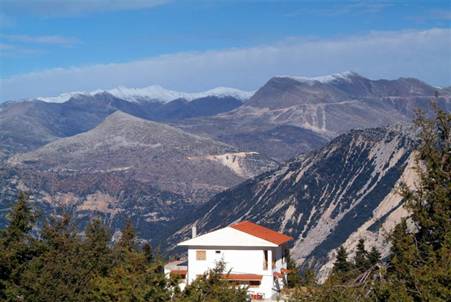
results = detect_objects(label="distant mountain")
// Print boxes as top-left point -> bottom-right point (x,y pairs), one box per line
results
34,85 -> 254,103
167,125 -> 417,279
174,72 -> 449,161
8,111 -> 276,202
0,72 -> 449,255
441,86 -> 451,95
246,72 -> 438,108
1,73 -> 448,162
0,89 -> 248,158
1,111 -> 276,243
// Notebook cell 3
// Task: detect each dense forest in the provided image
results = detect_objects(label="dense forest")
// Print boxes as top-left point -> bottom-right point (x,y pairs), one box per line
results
0,107 -> 449,301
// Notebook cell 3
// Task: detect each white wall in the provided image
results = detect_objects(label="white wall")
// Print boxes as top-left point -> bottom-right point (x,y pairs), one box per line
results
186,245 -> 288,299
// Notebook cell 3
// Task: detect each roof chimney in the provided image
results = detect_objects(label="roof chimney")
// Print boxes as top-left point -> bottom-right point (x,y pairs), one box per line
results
192,224 -> 197,238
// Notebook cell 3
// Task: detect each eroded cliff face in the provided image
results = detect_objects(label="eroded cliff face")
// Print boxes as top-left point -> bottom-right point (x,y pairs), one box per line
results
168,125 -> 417,276
316,153 -> 418,282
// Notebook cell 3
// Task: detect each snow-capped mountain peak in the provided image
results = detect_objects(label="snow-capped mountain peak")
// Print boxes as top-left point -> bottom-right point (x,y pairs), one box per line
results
278,71 -> 360,85
103,85 -> 186,103
36,91 -> 86,103
35,85 -> 255,104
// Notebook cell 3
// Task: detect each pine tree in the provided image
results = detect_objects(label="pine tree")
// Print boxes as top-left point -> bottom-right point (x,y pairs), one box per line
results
375,105 -> 451,301
300,269 -> 316,287
83,218 -> 112,276
1,192 -> 35,245
286,252 -> 301,287
0,192 -> 39,300
12,214 -> 90,302
367,246 -> 381,267
88,219 -> 172,301
117,219 -> 136,252
354,239 -> 369,271
143,242 -> 154,264
333,246 -> 351,274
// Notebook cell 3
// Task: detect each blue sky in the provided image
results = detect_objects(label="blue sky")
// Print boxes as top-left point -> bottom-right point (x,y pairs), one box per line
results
0,0 -> 450,101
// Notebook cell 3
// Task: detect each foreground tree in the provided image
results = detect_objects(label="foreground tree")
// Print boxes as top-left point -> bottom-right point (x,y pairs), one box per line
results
0,192 -> 40,300
285,252 -> 301,287
1,192 -> 35,245
354,239 -> 369,272
12,214 -> 99,301
289,105 -> 450,301
0,201 -> 174,302
333,246 -> 351,275
367,246 -> 381,267
374,106 -> 451,301
89,221 -> 171,302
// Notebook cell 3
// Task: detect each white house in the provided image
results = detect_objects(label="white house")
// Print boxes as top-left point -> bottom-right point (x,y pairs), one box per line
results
166,221 -> 293,300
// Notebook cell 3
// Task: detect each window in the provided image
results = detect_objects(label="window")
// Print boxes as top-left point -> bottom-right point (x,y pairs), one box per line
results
263,250 -> 268,270
249,281 -> 261,288
196,250 -> 206,261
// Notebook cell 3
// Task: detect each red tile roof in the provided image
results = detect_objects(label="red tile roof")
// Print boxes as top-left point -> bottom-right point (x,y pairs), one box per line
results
230,221 -> 293,246
222,274 -> 263,281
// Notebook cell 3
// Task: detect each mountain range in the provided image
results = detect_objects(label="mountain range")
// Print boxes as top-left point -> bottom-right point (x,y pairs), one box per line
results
174,71 -> 450,161
0,72 -> 449,276
0,90 -> 247,159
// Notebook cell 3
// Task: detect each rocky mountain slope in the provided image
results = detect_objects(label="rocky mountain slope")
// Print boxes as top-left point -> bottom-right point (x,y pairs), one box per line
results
1,111 -> 276,242
1,73 -> 448,162
8,111 -> 276,202
174,72 -> 449,161
0,91 -> 245,159
0,72 -> 447,258
168,125 -> 417,276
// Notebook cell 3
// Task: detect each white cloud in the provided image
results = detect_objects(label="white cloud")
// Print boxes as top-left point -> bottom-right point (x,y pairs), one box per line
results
1,28 -> 450,101
1,34 -> 79,46
0,0 -> 169,16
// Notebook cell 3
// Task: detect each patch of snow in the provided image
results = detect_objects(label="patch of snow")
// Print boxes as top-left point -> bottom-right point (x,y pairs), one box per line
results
278,71 -> 358,85
34,85 -> 255,104
36,91 -> 86,103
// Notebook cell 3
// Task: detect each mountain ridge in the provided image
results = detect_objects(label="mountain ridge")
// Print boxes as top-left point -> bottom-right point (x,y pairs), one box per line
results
172,73 -> 449,160
31,85 -> 255,104
166,124 -> 417,278
8,110 -> 277,201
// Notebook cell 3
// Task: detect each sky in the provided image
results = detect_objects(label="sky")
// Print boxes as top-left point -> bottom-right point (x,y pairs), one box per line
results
0,0 -> 450,102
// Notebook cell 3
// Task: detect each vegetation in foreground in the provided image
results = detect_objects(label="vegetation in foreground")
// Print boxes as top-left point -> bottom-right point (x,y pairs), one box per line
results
0,106 -> 449,301
0,194 -> 246,302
